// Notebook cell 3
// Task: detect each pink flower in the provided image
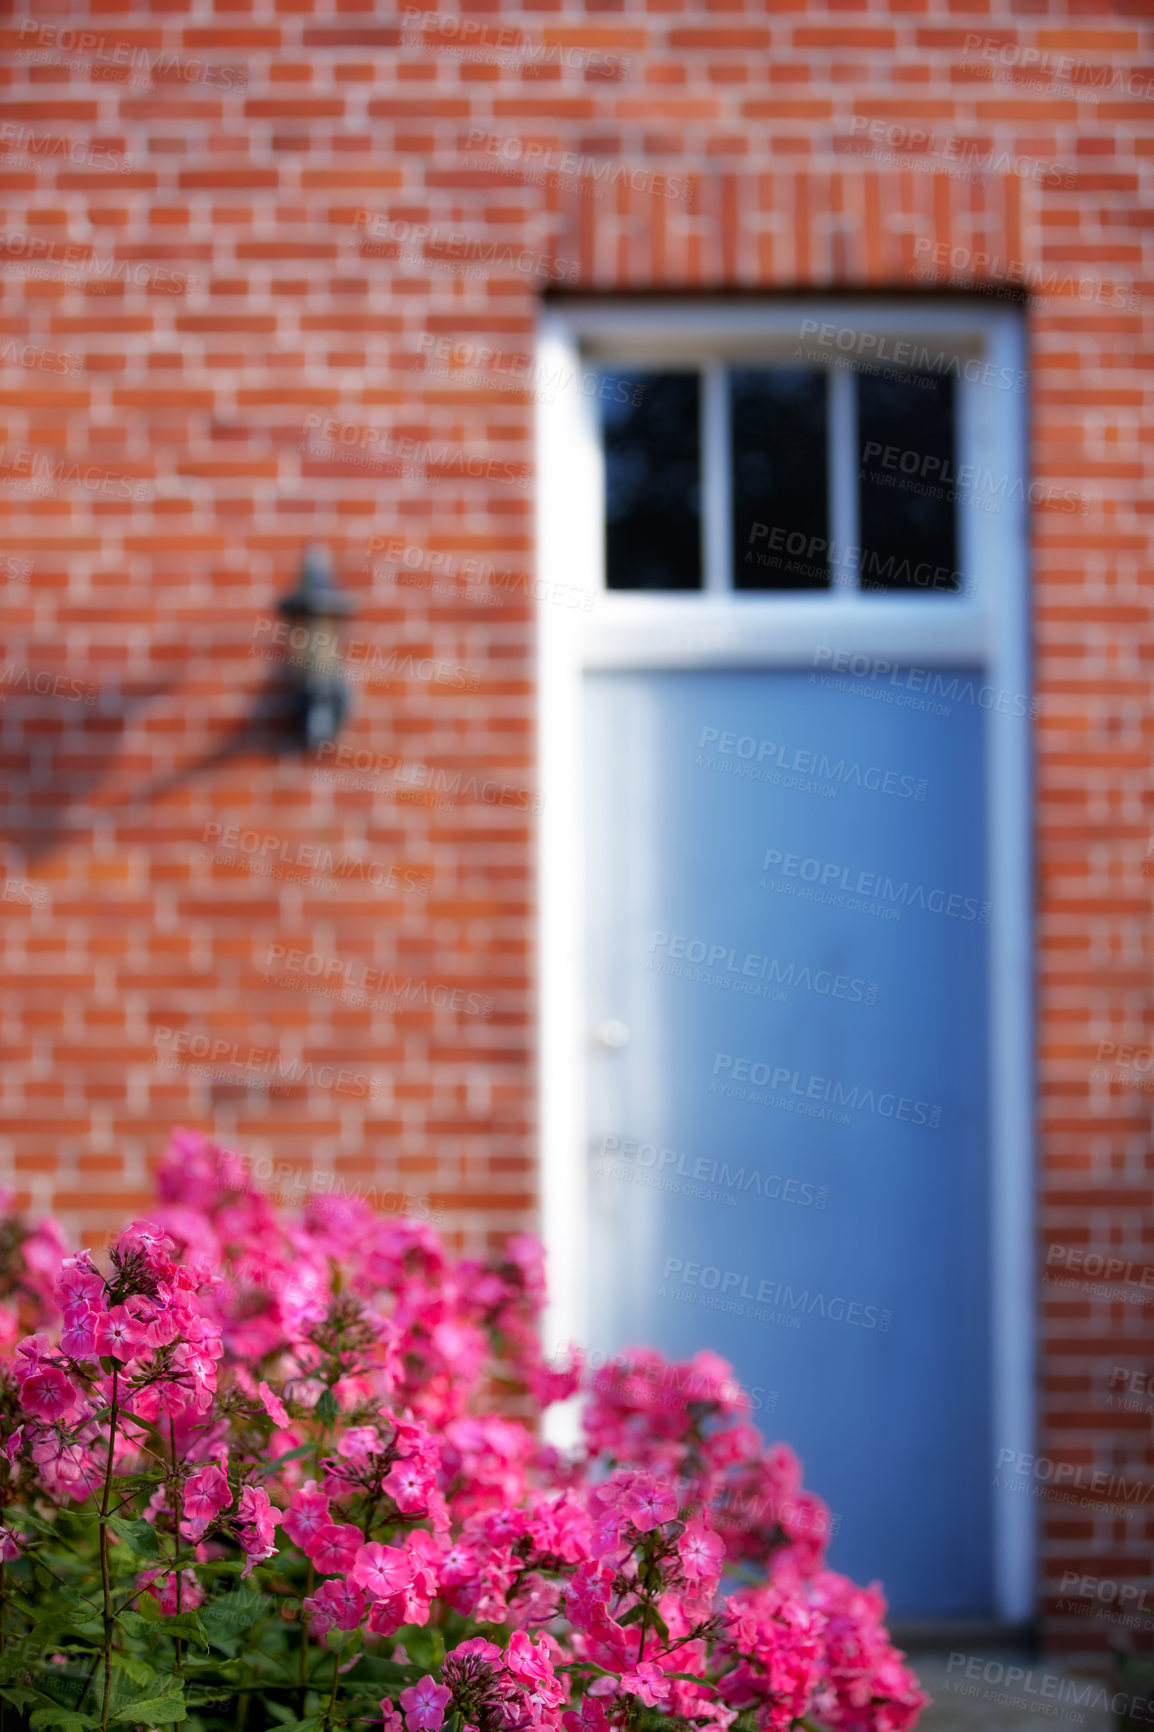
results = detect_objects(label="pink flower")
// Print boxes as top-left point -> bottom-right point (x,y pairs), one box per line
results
59,1306 -> 99,1360
310,1522 -> 363,1576
353,1541 -> 413,1599
399,1676 -> 451,1732
303,1578 -> 366,1635
381,1704 -> 406,1732
337,1425 -> 380,1460
562,1697 -> 610,1732
621,1474 -> 678,1532
506,1630 -> 564,1709
258,1381 -> 290,1428
54,1255 -> 103,1311
18,1365 -> 77,1423
282,1480 -> 331,1552
234,1485 -> 281,1577
183,1464 -> 232,1536
95,1305 -> 147,1364
139,1567 -> 205,1615
678,1518 -> 726,1582
382,1458 -> 433,1514
620,1662 -> 672,1709
0,1527 -> 23,1562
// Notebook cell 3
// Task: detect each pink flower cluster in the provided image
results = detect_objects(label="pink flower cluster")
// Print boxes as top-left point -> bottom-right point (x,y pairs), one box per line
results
0,1129 -> 928,1732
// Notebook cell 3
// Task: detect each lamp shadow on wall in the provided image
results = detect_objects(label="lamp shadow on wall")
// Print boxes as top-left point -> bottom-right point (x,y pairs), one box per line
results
0,666 -> 300,866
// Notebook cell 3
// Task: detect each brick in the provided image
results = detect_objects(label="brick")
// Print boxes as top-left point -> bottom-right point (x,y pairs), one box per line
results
0,0 -> 1149,1660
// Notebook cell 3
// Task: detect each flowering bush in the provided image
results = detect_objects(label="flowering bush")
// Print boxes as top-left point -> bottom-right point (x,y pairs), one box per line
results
0,1129 -> 928,1732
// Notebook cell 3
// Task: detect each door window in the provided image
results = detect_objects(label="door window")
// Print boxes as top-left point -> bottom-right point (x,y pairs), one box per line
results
601,362 -> 960,595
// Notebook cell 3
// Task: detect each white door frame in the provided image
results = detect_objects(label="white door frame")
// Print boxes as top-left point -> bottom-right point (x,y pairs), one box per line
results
535,299 -> 1033,1624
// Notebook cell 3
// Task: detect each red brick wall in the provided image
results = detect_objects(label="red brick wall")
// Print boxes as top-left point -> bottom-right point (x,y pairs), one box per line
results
0,0 -> 1150,1652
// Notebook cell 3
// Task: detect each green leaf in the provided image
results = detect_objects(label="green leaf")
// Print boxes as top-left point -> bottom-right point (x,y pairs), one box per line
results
0,1687 -> 43,1711
183,1686 -> 238,1709
112,1655 -> 158,1689
315,1388 -> 339,1423
111,1681 -> 186,1726
264,1716 -> 325,1732
199,1588 -> 268,1645
261,1443 -> 315,1474
157,1613 -> 209,1653
324,1628 -> 362,1657
28,1709 -> 97,1732
105,1518 -> 162,1561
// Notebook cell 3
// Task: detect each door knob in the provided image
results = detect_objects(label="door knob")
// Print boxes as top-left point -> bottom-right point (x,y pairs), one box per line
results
593,1019 -> 630,1049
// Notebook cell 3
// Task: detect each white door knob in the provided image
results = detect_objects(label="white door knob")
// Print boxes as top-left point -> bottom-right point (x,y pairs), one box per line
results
593,1019 -> 630,1049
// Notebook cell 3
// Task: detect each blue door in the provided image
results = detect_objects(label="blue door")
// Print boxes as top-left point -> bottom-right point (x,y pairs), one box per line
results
585,666 -> 991,1619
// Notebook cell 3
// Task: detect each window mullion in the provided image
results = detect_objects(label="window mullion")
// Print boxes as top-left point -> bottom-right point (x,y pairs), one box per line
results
828,365 -> 858,593
702,364 -> 731,593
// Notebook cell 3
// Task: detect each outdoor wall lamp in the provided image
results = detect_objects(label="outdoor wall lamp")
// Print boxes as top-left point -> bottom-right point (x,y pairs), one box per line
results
276,544 -> 357,750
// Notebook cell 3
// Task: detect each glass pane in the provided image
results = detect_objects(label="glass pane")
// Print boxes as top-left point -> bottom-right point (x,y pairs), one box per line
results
731,368 -> 829,591
602,371 -> 701,591
857,370 -> 958,594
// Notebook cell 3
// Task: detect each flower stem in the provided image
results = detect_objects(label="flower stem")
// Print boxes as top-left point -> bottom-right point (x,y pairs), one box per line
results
322,1646 -> 341,1732
99,1364 -> 120,1732
299,1562 -> 314,1716
169,1418 -> 183,1676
